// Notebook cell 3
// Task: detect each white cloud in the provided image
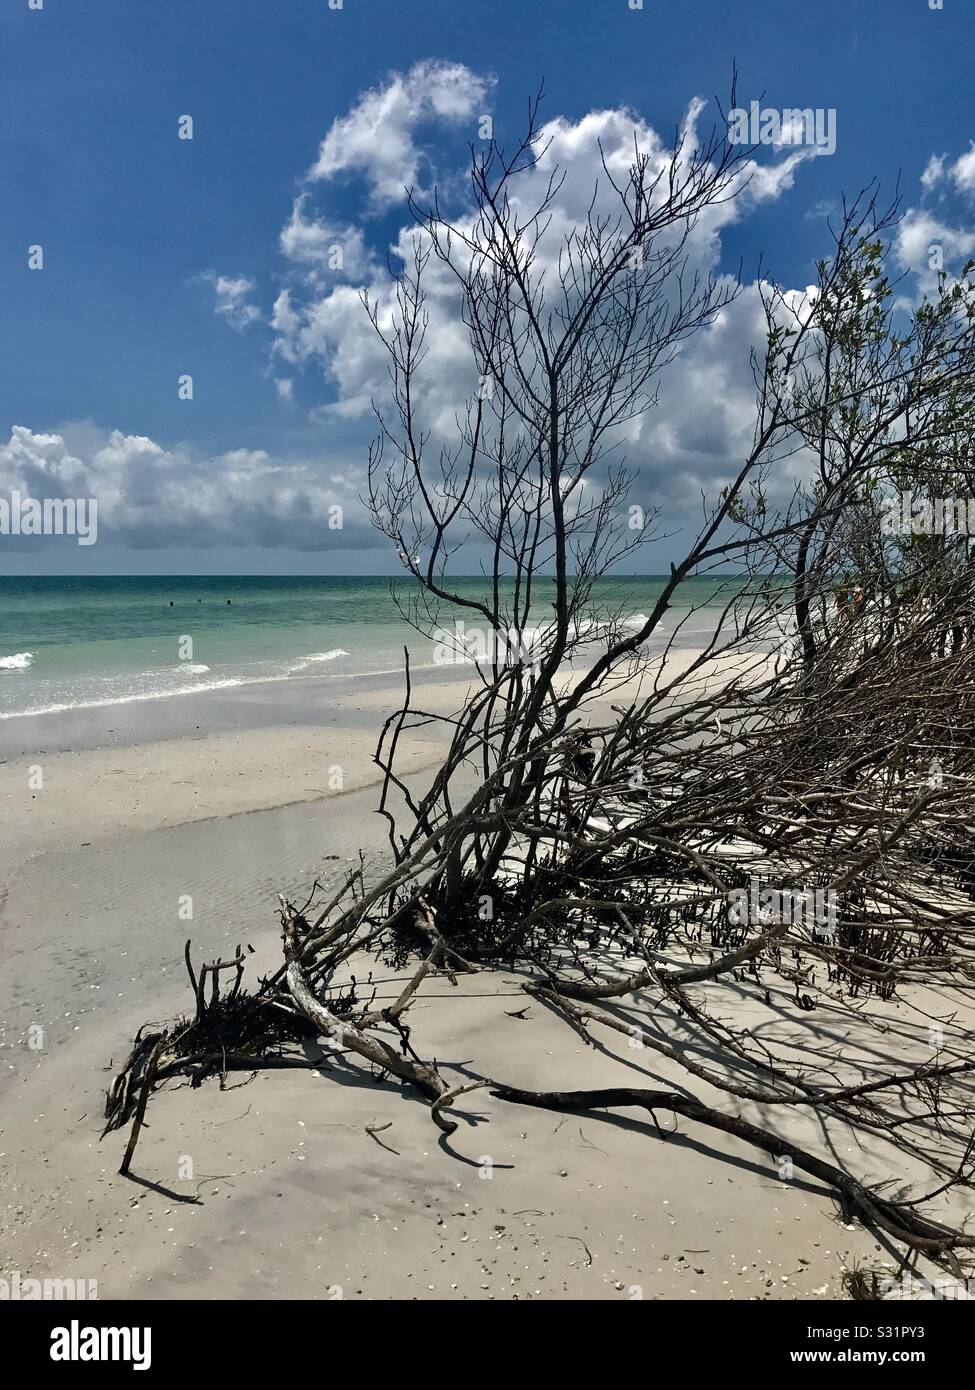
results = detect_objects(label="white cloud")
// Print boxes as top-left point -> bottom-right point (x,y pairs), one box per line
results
271,80 -> 812,472
279,197 -> 373,279
901,143 -> 975,298
272,281 -> 391,420
186,65 -> 844,542
917,147 -> 975,199
0,425 -> 373,551
950,145 -> 975,195
306,59 -> 493,208
921,153 -> 947,192
894,208 -> 975,272
204,273 -> 262,330
878,140 -> 975,306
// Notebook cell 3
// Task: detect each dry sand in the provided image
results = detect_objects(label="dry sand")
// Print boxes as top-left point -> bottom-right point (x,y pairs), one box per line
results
1,660 -> 969,1300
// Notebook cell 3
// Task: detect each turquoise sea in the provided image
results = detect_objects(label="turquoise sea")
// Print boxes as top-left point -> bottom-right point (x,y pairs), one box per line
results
0,575 -> 743,721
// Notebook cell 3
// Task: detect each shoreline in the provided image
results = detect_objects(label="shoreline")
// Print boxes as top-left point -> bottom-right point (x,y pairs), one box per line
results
0,647 -> 733,864
3,643 -> 951,1301
0,663 -> 453,759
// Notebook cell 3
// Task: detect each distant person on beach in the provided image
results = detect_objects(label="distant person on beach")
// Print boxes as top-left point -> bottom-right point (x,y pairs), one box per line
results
834,577 -> 865,621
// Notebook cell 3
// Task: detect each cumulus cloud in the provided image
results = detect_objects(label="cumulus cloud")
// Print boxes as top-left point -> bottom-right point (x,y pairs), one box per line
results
893,144 -> 975,298
919,146 -> 975,198
0,424 -> 375,552
894,208 -> 975,272
952,146 -> 975,195
78,61 -> 900,557
279,196 -> 373,279
921,154 -> 947,192
269,76 -> 815,506
306,58 -> 493,207
271,281 -> 392,420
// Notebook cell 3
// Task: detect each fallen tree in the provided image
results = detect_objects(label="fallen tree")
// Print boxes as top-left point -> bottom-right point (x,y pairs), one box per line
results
104,95 -> 975,1275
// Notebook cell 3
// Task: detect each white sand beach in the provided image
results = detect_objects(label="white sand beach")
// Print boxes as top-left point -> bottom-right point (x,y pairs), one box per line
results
2,658 -> 970,1301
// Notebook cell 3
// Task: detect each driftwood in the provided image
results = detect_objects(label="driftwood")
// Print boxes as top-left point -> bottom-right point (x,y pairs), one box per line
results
118,1037 -> 166,1177
102,104 -> 975,1279
490,1085 -> 973,1271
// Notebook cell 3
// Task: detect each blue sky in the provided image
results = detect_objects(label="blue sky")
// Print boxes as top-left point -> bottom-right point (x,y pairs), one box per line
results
2,0 -> 974,573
